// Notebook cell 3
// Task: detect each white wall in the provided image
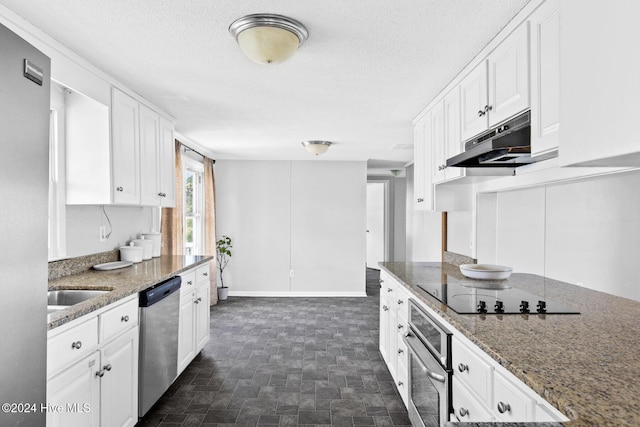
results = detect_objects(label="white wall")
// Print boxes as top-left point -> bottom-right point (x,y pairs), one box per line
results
65,205 -> 155,257
478,170 -> 640,301
215,160 -> 367,296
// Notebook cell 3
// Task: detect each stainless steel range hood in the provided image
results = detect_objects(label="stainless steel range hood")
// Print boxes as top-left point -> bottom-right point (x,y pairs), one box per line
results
446,111 -> 534,168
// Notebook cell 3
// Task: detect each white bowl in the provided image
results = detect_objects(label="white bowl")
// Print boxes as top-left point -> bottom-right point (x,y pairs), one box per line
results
459,264 -> 513,280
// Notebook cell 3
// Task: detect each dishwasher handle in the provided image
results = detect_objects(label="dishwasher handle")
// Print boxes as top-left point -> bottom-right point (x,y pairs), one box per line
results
139,276 -> 182,307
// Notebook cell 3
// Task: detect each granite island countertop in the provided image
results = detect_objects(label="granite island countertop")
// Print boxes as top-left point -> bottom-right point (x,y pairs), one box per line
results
47,255 -> 213,330
379,262 -> 640,427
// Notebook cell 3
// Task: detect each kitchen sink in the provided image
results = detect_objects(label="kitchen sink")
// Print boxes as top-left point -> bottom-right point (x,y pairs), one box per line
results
47,289 -> 110,306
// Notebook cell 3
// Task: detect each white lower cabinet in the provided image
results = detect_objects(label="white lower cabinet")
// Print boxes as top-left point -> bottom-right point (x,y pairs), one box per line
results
378,271 -> 409,409
47,352 -> 100,427
47,295 -> 139,427
452,333 -> 569,423
177,263 -> 211,375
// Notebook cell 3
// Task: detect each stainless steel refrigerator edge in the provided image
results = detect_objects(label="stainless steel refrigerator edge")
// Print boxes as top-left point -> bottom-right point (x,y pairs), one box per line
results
0,23 -> 50,426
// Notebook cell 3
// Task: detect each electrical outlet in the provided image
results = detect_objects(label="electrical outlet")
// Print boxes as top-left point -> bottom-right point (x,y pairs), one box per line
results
99,226 -> 107,242
289,269 -> 295,278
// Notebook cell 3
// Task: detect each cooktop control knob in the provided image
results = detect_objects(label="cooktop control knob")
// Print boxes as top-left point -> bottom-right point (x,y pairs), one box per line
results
494,300 -> 504,314
477,300 -> 487,313
519,300 -> 530,313
537,300 -> 547,314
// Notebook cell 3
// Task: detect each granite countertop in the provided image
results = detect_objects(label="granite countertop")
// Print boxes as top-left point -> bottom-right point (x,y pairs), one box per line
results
379,262 -> 640,427
47,255 -> 213,330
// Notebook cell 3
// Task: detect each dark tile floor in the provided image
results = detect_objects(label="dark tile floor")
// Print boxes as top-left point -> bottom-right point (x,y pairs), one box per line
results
136,268 -> 410,427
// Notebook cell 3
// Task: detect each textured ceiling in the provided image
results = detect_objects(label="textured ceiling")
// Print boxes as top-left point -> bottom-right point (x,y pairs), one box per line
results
0,0 -> 529,171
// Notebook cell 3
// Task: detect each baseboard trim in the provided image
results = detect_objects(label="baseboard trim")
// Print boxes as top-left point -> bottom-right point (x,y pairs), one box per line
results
228,291 -> 368,298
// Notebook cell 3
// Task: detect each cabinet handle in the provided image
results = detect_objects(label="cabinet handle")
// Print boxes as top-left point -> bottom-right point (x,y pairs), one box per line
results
497,402 -> 511,414
382,305 -> 389,311
71,341 -> 82,350
158,192 -> 166,197
203,272 -> 208,277
459,407 -> 469,418
397,324 -> 404,330
398,381 -> 403,387
121,315 -> 129,322
478,109 -> 485,117
103,364 -> 112,372
116,186 -> 123,192
397,349 -> 404,354
387,288 -> 393,293
478,104 -> 493,117
397,300 -> 403,305
96,370 -> 104,378
417,198 -> 424,203
187,280 -> 193,285
195,297 -> 202,304
458,363 -> 469,373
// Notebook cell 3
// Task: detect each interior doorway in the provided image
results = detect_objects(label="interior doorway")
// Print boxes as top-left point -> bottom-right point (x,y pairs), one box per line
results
366,182 -> 386,269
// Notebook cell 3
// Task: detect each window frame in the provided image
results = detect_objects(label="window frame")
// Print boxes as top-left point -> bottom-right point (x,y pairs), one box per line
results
183,156 -> 204,255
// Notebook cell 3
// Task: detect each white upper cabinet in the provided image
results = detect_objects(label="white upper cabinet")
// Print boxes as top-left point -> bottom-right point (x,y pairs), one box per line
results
158,117 -> 176,207
66,86 -> 175,206
139,104 -> 176,207
559,0 -> 640,167
139,104 -> 160,206
431,101 -> 446,184
530,0 -> 560,158
461,22 -> 530,142
111,88 -> 141,205
413,114 -> 433,211
487,22 -> 530,127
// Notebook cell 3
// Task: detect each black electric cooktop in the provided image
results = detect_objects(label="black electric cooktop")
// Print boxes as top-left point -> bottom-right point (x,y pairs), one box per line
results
417,278 -> 580,315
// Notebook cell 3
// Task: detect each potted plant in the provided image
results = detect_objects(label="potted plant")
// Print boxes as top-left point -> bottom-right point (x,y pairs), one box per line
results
216,235 -> 232,300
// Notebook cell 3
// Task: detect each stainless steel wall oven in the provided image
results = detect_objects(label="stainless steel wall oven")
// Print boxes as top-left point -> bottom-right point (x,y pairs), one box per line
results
403,299 -> 453,426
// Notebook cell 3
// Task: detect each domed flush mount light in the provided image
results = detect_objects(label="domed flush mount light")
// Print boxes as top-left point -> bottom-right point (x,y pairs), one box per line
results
302,140 -> 332,156
229,14 -> 309,64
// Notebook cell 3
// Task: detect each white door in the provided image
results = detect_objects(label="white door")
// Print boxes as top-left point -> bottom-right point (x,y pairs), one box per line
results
366,182 -> 385,269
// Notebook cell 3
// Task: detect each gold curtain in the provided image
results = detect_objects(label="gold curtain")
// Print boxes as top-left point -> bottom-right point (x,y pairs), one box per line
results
161,140 -> 184,256
203,157 -> 218,305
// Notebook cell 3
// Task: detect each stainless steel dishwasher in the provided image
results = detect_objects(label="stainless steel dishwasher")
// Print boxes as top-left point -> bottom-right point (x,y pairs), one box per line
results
138,276 -> 181,417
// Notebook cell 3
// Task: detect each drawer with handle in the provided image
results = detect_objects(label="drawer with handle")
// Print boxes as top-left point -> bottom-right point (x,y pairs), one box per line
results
452,336 -> 492,404
99,296 -> 138,343
47,316 -> 98,377
196,263 -> 210,285
180,270 -> 197,294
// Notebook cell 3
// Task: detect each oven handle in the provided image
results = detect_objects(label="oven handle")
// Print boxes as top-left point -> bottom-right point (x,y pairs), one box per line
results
403,331 -> 448,383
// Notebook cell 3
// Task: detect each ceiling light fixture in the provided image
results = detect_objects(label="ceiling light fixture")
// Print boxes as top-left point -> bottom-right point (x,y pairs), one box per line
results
390,169 -> 403,177
302,140 -> 332,156
229,14 -> 309,65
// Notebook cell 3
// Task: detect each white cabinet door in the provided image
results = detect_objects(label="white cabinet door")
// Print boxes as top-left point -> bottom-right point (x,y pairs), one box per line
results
195,281 -> 211,352
413,119 -> 427,210
488,22 -> 530,126
453,378 -> 494,422
559,0 -> 640,166
158,116 -> 176,207
100,328 -> 139,427
460,61 -> 489,142
431,101 -> 446,184
139,104 -> 160,206
111,88 -> 140,205
47,352 -> 100,427
177,290 -> 196,375
530,0 -> 560,158
379,293 -> 391,364
443,86 -> 463,181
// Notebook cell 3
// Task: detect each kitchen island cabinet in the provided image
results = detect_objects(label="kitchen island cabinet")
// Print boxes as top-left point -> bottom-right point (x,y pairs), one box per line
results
379,262 -> 640,426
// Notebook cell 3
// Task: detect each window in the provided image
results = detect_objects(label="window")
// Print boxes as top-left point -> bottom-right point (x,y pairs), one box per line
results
48,83 -> 67,260
183,157 -> 204,255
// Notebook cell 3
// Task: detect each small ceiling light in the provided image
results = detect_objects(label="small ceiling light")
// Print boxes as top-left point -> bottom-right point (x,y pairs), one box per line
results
390,169 -> 402,177
229,14 -> 309,64
302,140 -> 332,156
